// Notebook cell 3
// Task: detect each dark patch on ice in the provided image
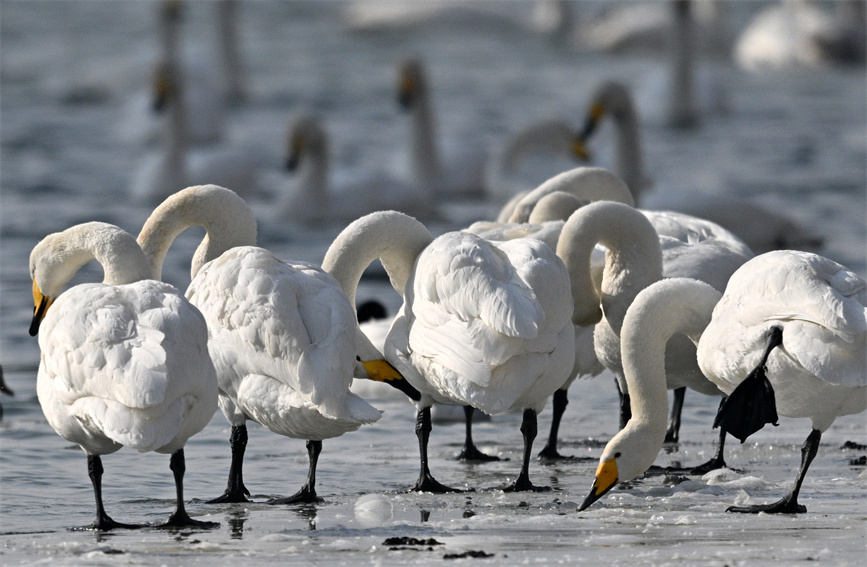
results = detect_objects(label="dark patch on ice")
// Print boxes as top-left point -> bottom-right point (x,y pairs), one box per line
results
444,550 -> 495,559
101,548 -> 125,555
662,474 -> 690,486
842,441 -> 867,451
848,455 -> 866,466
384,536 -> 444,551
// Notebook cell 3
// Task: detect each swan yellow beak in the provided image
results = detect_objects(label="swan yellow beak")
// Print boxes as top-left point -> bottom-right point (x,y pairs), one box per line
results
361,358 -> 421,401
30,281 -> 53,337
574,103 -> 606,161
579,456 -> 619,511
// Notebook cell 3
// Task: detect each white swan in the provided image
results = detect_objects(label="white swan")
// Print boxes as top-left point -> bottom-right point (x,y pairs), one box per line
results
557,200 -> 752,467
578,277 -> 723,511
279,114 -> 434,223
118,1 -> 229,147
131,60 -> 259,205
574,80 -> 824,253
698,250 -> 867,513
28,221 -> 218,530
468,188 -> 606,461
137,185 -> 418,503
397,58 -> 488,198
735,0 -> 866,71
322,210 -> 576,492
581,251 -> 867,513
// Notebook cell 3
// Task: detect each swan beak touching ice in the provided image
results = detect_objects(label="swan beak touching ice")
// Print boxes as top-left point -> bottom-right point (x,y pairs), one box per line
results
579,455 -> 619,511
28,281 -> 53,336
357,357 -> 421,401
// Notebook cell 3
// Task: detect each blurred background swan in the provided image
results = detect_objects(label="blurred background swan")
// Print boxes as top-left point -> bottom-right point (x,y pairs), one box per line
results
278,114 -> 436,224
734,0 -> 866,71
117,0 -> 247,148
130,59 -> 260,205
396,57 -> 488,199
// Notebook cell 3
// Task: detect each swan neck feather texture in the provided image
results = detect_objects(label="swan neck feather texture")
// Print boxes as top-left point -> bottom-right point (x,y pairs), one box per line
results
321,211 -> 434,307
137,184 -> 258,280
557,201 -> 663,330
30,222 -> 154,298
509,167 -> 634,223
611,277 -> 721,481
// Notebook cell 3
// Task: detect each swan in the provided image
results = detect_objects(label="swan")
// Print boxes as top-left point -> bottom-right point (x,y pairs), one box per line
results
397,58 -> 488,198
699,250 -> 867,513
28,221 -> 218,530
279,114 -> 434,223
119,0 -> 229,147
130,60 -> 259,205
556,200 -> 752,470
469,189 -> 606,461
581,251 -> 867,513
483,119 -> 584,205
734,0 -> 866,71
136,185 -> 418,504
322,210 -> 576,492
578,277 -> 723,511
573,80 -> 824,253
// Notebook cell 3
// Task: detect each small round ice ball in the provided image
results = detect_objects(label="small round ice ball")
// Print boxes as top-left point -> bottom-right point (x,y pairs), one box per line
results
354,493 -> 393,527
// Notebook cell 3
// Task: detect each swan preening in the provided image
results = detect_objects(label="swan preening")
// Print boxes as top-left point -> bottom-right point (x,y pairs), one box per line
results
137,185 -> 418,504
581,251 -> 866,513
29,221 -> 219,530
280,114 -> 434,223
323,210 -> 575,492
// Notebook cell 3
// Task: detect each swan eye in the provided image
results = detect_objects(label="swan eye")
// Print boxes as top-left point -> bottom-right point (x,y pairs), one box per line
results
614,452 -> 621,458
356,356 -> 361,361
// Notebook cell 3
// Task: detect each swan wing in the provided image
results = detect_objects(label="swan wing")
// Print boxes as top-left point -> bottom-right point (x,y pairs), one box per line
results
38,281 -> 215,452
408,233 -> 570,388
187,248 -> 358,419
701,251 -> 867,389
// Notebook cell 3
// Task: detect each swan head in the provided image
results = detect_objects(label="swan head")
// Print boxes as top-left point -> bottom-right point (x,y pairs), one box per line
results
574,81 -> 635,156
152,59 -> 182,113
397,57 -> 425,110
579,423 -> 662,511
285,115 -> 327,171
29,222 -> 153,336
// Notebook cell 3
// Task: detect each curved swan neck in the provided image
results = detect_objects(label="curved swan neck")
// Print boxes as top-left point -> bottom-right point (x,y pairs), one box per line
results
527,191 -> 583,223
31,222 -> 153,297
621,278 -> 721,427
589,83 -> 645,205
137,184 -> 258,280
509,167 -> 634,223
557,201 -> 663,330
321,211 -> 434,307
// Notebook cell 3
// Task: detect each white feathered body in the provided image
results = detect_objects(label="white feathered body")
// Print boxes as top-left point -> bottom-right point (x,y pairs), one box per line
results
698,250 -> 867,431
37,280 -> 218,456
595,209 -> 753,397
186,246 -> 382,441
386,232 -> 575,414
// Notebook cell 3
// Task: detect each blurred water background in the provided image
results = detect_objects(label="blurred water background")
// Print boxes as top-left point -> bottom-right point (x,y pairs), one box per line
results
1,1 -> 865,565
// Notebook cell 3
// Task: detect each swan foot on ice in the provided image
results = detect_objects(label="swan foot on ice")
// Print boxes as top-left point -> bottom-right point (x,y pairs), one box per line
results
457,406 -> 502,462
727,428 -> 821,515
208,424 -> 252,504
714,327 -> 782,443
412,407 -> 467,493
500,410 -> 551,492
267,440 -> 326,505
153,451 -> 220,530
